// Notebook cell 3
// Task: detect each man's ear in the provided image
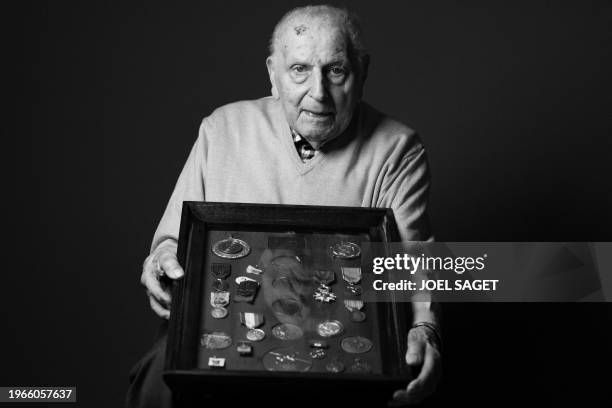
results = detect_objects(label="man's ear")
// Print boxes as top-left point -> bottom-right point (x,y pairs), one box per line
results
266,56 -> 279,99
357,54 -> 370,100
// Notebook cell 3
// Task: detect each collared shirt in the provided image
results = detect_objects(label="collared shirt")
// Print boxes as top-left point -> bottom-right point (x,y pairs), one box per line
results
291,128 -> 316,162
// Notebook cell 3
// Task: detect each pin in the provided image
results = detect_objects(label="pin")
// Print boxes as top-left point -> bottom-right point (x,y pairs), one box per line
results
210,291 -> 230,307
211,263 -> 231,279
212,237 -> 251,259
235,276 -> 257,284
341,267 -> 362,284
340,336 -> 373,354
236,341 -> 253,356
208,356 -> 226,368
211,307 -> 229,319
246,265 -> 263,275
200,332 -> 232,349
316,320 -> 344,338
309,340 -> 329,349
330,241 -> 361,259
246,328 -> 266,342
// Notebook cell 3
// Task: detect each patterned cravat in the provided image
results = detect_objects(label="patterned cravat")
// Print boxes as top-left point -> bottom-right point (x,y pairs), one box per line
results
291,129 -> 316,162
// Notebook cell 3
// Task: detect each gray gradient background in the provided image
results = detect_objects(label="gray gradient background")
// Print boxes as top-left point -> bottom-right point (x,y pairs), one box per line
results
6,1 -> 612,407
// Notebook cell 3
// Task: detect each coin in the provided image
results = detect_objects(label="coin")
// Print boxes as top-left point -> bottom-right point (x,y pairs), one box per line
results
211,307 -> 228,319
331,241 -> 361,259
349,358 -> 372,373
200,332 -> 232,349
309,348 -> 327,360
262,347 -> 312,372
316,320 -> 344,338
246,328 -> 266,342
340,336 -> 373,354
271,323 -> 304,340
350,310 -> 367,322
212,237 -> 251,259
325,359 -> 345,373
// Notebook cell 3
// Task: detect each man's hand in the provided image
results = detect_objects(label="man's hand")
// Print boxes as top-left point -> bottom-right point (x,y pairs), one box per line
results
140,246 -> 184,319
392,325 -> 442,406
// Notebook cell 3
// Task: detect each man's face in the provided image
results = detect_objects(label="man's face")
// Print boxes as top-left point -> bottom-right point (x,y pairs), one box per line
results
267,20 -> 366,149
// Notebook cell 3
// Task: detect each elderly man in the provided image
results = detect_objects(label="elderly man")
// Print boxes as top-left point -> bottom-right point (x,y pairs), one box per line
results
128,5 -> 441,407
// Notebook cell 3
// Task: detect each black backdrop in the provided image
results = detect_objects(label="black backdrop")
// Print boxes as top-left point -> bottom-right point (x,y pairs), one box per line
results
6,1 -> 612,407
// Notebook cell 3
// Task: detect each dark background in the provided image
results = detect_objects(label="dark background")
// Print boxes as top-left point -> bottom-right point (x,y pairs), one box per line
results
6,0 -> 612,407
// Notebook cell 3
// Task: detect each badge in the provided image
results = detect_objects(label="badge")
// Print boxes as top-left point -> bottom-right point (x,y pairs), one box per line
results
212,237 -> 251,259
211,307 -> 228,319
211,263 -> 231,279
344,299 -> 364,311
263,347 -> 312,372
316,320 -> 344,338
235,276 -> 257,284
341,267 -> 362,284
340,336 -> 373,354
326,358 -> 345,373
271,323 -> 304,340
246,328 -> 266,342
309,348 -> 327,359
330,241 -> 361,259
200,332 -> 232,349
212,279 -> 229,292
314,269 -> 335,285
350,310 -> 367,322
210,291 -> 230,307
349,358 -> 372,374
236,341 -> 253,356
313,285 -> 337,303
246,265 -> 263,275
208,357 -> 226,368
344,284 -> 362,296
239,312 -> 264,329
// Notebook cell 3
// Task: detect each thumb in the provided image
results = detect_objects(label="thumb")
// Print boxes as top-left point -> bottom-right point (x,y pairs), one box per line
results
406,331 -> 426,367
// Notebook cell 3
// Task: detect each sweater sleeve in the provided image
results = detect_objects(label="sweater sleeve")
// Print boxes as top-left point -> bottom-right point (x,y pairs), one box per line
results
378,142 -> 433,242
150,119 -> 208,254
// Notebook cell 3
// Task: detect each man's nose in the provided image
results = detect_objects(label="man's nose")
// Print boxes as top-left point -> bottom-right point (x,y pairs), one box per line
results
308,69 -> 329,102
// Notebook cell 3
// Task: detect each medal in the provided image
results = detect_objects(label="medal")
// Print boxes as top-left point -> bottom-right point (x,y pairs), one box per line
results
211,307 -> 228,319
271,323 -> 304,340
309,340 -> 329,349
271,298 -> 302,316
316,320 -> 344,337
309,348 -> 327,359
212,237 -> 251,259
340,336 -> 373,354
344,284 -> 362,296
246,328 -> 266,342
210,291 -> 230,307
341,267 -> 362,284
236,341 -> 253,356
314,269 -> 335,285
208,356 -> 226,368
235,279 -> 259,303
330,241 -> 361,259
326,358 -> 345,373
235,276 -> 257,284
200,332 -> 232,349
263,347 -> 312,372
239,312 -> 264,329
211,263 -> 231,279
212,279 -> 229,292
344,299 -> 364,311
349,358 -> 372,374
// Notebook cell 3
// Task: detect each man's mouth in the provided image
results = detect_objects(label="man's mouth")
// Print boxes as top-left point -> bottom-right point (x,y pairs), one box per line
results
302,109 -> 334,119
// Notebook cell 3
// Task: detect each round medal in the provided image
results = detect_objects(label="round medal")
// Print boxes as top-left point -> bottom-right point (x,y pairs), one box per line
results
246,328 -> 266,342
271,323 -> 304,340
326,359 -> 345,373
350,310 -> 367,322
263,347 -> 312,372
316,320 -> 344,338
330,241 -> 361,259
212,237 -> 251,259
340,336 -> 373,354
200,332 -> 232,349
211,307 -> 228,319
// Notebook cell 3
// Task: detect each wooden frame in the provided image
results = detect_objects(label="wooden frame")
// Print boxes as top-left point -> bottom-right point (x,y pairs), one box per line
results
163,202 -> 409,401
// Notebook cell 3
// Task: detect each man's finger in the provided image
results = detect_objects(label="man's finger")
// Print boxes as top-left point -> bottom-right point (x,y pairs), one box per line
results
404,345 -> 441,401
405,330 -> 426,367
149,295 -> 170,319
141,262 -> 172,306
157,251 -> 184,279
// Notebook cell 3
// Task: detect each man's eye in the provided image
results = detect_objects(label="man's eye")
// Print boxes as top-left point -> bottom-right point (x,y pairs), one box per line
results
328,66 -> 346,76
291,65 -> 307,74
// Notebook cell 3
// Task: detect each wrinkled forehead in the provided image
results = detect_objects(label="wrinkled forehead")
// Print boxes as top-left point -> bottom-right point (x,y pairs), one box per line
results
276,17 -> 350,63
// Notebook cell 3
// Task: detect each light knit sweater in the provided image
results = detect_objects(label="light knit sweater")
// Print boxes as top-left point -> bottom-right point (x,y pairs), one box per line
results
152,97 -> 431,252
